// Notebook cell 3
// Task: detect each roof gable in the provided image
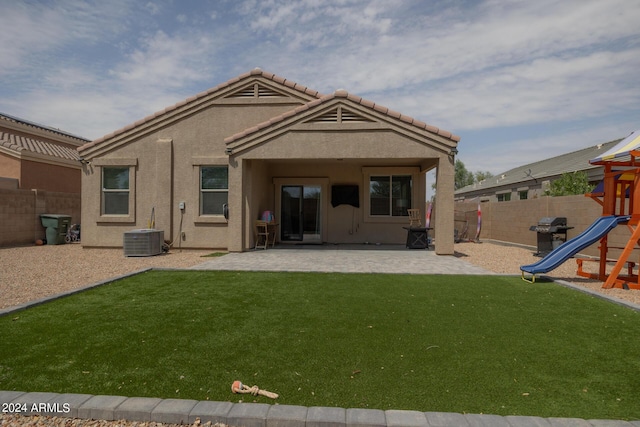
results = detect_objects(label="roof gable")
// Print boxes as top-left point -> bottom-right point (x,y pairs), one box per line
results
225,89 -> 460,155
78,69 -> 323,156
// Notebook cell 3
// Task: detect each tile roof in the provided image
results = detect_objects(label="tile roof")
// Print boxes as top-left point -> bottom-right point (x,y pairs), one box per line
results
0,131 -> 81,161
78,68 -> 324,153
455,139 -> 622,195
0,112 -> 89,143
224,89 -> 461,144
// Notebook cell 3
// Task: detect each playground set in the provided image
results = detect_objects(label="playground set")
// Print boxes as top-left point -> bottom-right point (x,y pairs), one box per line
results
521,130 -> 640,290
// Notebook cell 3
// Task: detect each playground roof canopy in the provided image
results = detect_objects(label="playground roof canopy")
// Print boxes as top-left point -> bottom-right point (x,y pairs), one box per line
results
590,129 -> 640,164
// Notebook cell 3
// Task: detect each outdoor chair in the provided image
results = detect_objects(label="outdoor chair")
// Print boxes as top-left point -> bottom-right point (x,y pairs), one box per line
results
407,209 -> 422,227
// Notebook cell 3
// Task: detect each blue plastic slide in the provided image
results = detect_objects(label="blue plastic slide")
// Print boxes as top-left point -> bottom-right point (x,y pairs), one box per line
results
520,215 -> 630,281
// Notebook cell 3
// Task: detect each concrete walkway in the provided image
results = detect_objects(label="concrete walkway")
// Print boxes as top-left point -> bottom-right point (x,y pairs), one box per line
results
2,246 -> 638,426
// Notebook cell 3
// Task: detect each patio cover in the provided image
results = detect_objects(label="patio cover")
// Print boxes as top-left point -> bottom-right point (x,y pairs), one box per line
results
590,129 -> 640,163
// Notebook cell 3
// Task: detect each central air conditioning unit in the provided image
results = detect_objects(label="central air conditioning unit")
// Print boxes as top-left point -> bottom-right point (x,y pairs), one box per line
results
123,229 -> 164,257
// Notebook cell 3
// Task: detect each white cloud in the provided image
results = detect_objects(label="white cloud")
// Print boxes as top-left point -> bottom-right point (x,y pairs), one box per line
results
109,30 -> 216,88
0,0 -> 638,154
421,48 -> 640,132
259,0 -> 640,134
146,2 -> 161,15
0,0 -> 132,78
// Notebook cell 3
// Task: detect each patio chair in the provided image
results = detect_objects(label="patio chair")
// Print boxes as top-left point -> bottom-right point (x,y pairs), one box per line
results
254,220 -> 269,250
407,209 -> 422,227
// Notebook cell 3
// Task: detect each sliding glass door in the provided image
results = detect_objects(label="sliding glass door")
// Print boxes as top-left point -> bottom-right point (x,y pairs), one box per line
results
281,185 -> 321,242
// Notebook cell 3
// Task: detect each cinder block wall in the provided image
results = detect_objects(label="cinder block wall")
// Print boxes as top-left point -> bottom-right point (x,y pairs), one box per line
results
453,195 -> 637,258
0,189 -> 37,246
0,189 -> 81,247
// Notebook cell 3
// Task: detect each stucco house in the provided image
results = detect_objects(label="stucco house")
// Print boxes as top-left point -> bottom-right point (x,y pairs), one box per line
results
78,69 -> 459,254
0,112 -> 88,193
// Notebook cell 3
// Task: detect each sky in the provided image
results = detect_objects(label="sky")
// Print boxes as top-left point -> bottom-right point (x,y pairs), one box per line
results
1,0 -> 639,177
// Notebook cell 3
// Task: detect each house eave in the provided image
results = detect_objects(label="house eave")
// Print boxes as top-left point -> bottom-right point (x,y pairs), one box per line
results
78,71 -> 322,158
225,96 -> 459,157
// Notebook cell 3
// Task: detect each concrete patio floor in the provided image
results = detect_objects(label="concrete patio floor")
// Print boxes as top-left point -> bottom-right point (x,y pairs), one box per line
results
191,244 -> 495,275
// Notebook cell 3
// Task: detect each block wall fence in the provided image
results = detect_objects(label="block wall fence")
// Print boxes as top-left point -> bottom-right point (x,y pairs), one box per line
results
0,188 -> 80,247
451,194 -> 636,258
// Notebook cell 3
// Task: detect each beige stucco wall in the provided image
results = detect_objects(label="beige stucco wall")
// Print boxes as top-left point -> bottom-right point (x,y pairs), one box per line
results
81,101 -> 305,248
80,78 -> 458,253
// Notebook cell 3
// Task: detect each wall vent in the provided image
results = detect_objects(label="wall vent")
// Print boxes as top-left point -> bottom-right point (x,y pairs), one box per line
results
226,83 -> 287,98
309,108 -> 339,123
123,229 -> 164,257
341,109 -> 373,123
307,107 -> 374,124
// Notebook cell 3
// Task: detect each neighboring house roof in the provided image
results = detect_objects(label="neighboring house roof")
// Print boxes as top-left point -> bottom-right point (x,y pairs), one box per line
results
224,89 -> 460,150
0,132 -> 81,162
0,113 -> 89,166
78,68 -> 323,155
455,139 -> 622,196
0,112 -> 89,145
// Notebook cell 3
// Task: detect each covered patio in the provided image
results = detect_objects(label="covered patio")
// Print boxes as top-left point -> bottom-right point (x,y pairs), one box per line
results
225,90 -> 459,255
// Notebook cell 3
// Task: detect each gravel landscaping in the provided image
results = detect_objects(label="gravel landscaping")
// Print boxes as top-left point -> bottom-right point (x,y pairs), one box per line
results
0,414 -> 219,426
0,244 -> 213,310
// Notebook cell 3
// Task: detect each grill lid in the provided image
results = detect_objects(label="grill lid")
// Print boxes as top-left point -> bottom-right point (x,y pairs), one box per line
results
537,217 -> 567,226
529,217 -> 572,233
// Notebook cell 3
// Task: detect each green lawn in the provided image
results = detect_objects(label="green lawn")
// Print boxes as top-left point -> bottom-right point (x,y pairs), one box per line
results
0,271 -> 639,420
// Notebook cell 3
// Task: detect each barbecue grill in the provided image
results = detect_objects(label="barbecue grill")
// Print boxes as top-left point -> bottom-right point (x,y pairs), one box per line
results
529,217 -> 573,256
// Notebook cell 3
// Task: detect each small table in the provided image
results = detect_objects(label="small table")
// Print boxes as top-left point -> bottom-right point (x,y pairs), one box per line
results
403,227 -> 432,249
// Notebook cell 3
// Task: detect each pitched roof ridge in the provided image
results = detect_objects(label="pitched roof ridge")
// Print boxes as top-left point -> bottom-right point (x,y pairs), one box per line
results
225,89 -> 460,144
79,68 -> 323,153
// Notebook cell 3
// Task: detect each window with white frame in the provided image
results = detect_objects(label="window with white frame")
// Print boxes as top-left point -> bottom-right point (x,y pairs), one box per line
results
200,166 -> 228,215
369,175 -> 412,216
102,167 -> 130,215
